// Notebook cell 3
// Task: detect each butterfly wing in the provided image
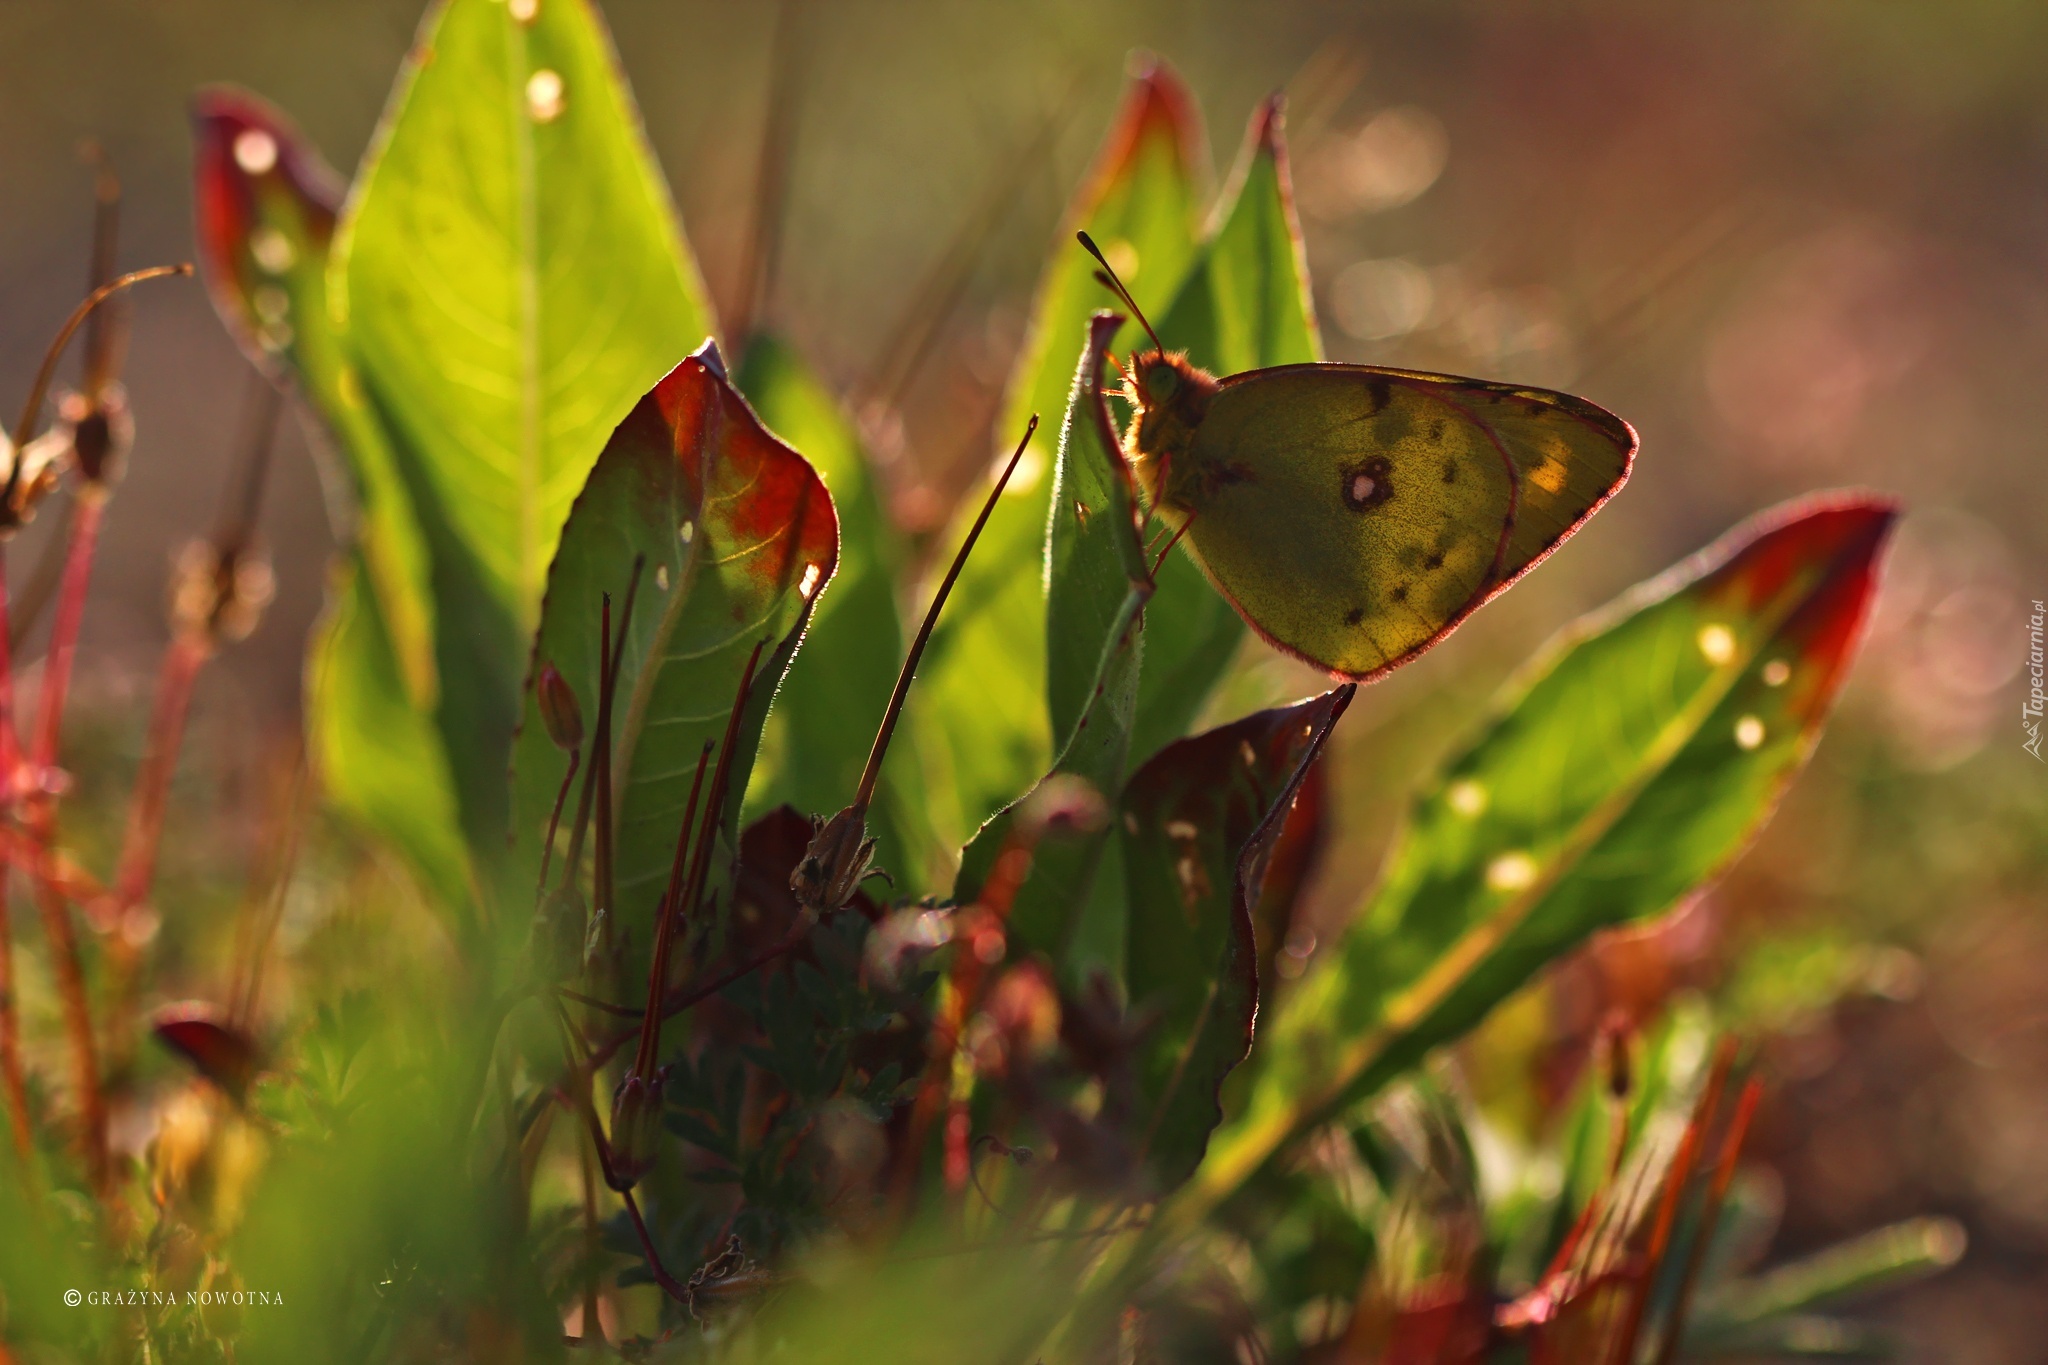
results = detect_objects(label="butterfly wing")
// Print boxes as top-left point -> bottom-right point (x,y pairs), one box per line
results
1178,365 -> 1634,679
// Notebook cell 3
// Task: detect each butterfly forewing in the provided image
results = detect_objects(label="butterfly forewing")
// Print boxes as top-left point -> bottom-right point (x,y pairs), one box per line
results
1181,364 -> 1633,679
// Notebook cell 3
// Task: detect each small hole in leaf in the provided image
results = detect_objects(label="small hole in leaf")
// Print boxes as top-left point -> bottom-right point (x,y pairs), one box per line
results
525,69 -> 565,122
233,129 -> 278,175
1486,851 -> 1537,891
250,227 -> 295,274
1697,624 -> 1736,665
1446,780 -> 1486,817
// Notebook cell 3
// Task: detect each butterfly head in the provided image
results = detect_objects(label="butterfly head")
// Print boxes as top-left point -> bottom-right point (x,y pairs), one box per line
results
1123,350 -> 1216,511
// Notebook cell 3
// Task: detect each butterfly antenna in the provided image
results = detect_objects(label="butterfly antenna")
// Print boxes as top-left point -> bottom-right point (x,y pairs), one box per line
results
852,413 -> 1037,814
1076,231 -> 1164,356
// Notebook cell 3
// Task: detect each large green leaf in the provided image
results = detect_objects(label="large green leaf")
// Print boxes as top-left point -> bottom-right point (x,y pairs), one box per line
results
508,343 -> 837,958
1135,97 -> 1323,766
306,562 -> 471,908
1187,495 -> 1898,1216
736,335 -> 925,884
958,314 -> 1150,973
193,90 -> 461,898
918,63 -> 1205,843
1121,684 -> 1352,1192
333,0 -> 714,853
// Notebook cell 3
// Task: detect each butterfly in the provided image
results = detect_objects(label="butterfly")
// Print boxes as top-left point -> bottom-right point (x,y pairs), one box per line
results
1081,233 -> 1636,682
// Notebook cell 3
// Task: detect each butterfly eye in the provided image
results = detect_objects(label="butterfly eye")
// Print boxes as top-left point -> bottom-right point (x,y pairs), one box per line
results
1141,364 -> 1180,404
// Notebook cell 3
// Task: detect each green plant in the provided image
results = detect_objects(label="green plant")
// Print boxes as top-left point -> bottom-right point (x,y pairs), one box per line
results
0,2 -> 1960,1361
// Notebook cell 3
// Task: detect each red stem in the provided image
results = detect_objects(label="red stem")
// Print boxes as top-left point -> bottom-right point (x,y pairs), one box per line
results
0,553 -> 31,1165
112,633 -> 208,910
25,492 -> 109,1193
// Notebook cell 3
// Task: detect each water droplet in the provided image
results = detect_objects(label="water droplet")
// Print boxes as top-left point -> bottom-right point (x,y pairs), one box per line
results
1164,820 -> 1199,841
1697,623 -> 1736,666
1239,739 -> 1257,767
1446,779 -> 1486,817
678,519 -> 694,543
249,227 -> 295,274
525,69 -> 565,123
1486,851 -> 1538,892
655,564 -> 670,591
1761,659 -> 1791,687
232,129 -> 278,175
1734,715 -> 1766,750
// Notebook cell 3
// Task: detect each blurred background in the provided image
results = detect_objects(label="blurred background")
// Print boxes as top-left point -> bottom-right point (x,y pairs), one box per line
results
1,1 -> 2043,1358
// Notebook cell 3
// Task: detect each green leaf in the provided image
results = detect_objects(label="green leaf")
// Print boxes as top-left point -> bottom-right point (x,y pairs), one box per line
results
1189,495 -> 1899,1216
333,0 -> 715,850
958,314 -> 1150,972
918,62 -> 1205,843
193,90 -> 457,893
1121,684 -> 1352,1191
306,560 -> 471,907
508,343 -> 837,950
1690,1217 -> 1966,1343
735,335 -> 926,884
1135,96 -> 1323,767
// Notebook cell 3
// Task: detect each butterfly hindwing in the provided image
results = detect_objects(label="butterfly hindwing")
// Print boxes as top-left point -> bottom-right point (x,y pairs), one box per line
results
1178,364 -> 1634,679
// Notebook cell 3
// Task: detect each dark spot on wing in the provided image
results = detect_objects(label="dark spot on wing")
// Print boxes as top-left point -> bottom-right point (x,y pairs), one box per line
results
1423,550 -> 1445,571
1390,584 -> 1409,603
1344,606 -> 1365,626
1364,377 -> 1391,416
1427,418 -> 1446,442
1341,456 -> 1394,512
1442,459 -> 1457,485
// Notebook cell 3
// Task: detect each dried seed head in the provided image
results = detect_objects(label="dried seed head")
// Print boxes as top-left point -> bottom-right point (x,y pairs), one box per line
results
606,1067 -> 668,1191
59,382 -> 135,487
536,662 -> 584,750
790,805 -> 880,915
170,539 -> 276,645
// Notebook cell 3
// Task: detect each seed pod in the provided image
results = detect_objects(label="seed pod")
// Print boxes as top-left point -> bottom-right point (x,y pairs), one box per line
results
607,1067 -> 668,1191
536,662 -> 584,750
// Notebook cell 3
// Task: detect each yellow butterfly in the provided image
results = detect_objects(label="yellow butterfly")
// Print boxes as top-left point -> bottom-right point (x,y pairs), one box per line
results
1083,233 -> 1636,681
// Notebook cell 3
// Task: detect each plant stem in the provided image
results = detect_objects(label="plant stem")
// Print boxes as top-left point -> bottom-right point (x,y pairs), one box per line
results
10,266 -> 189,454
100,632 -> 210,1064
0,547 -> 32,1166
27,488 -> 109,1193
852,414 -> 1034,814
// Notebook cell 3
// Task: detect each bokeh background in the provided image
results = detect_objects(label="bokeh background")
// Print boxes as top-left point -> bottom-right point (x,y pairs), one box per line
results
1,2 -> 2043,1358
